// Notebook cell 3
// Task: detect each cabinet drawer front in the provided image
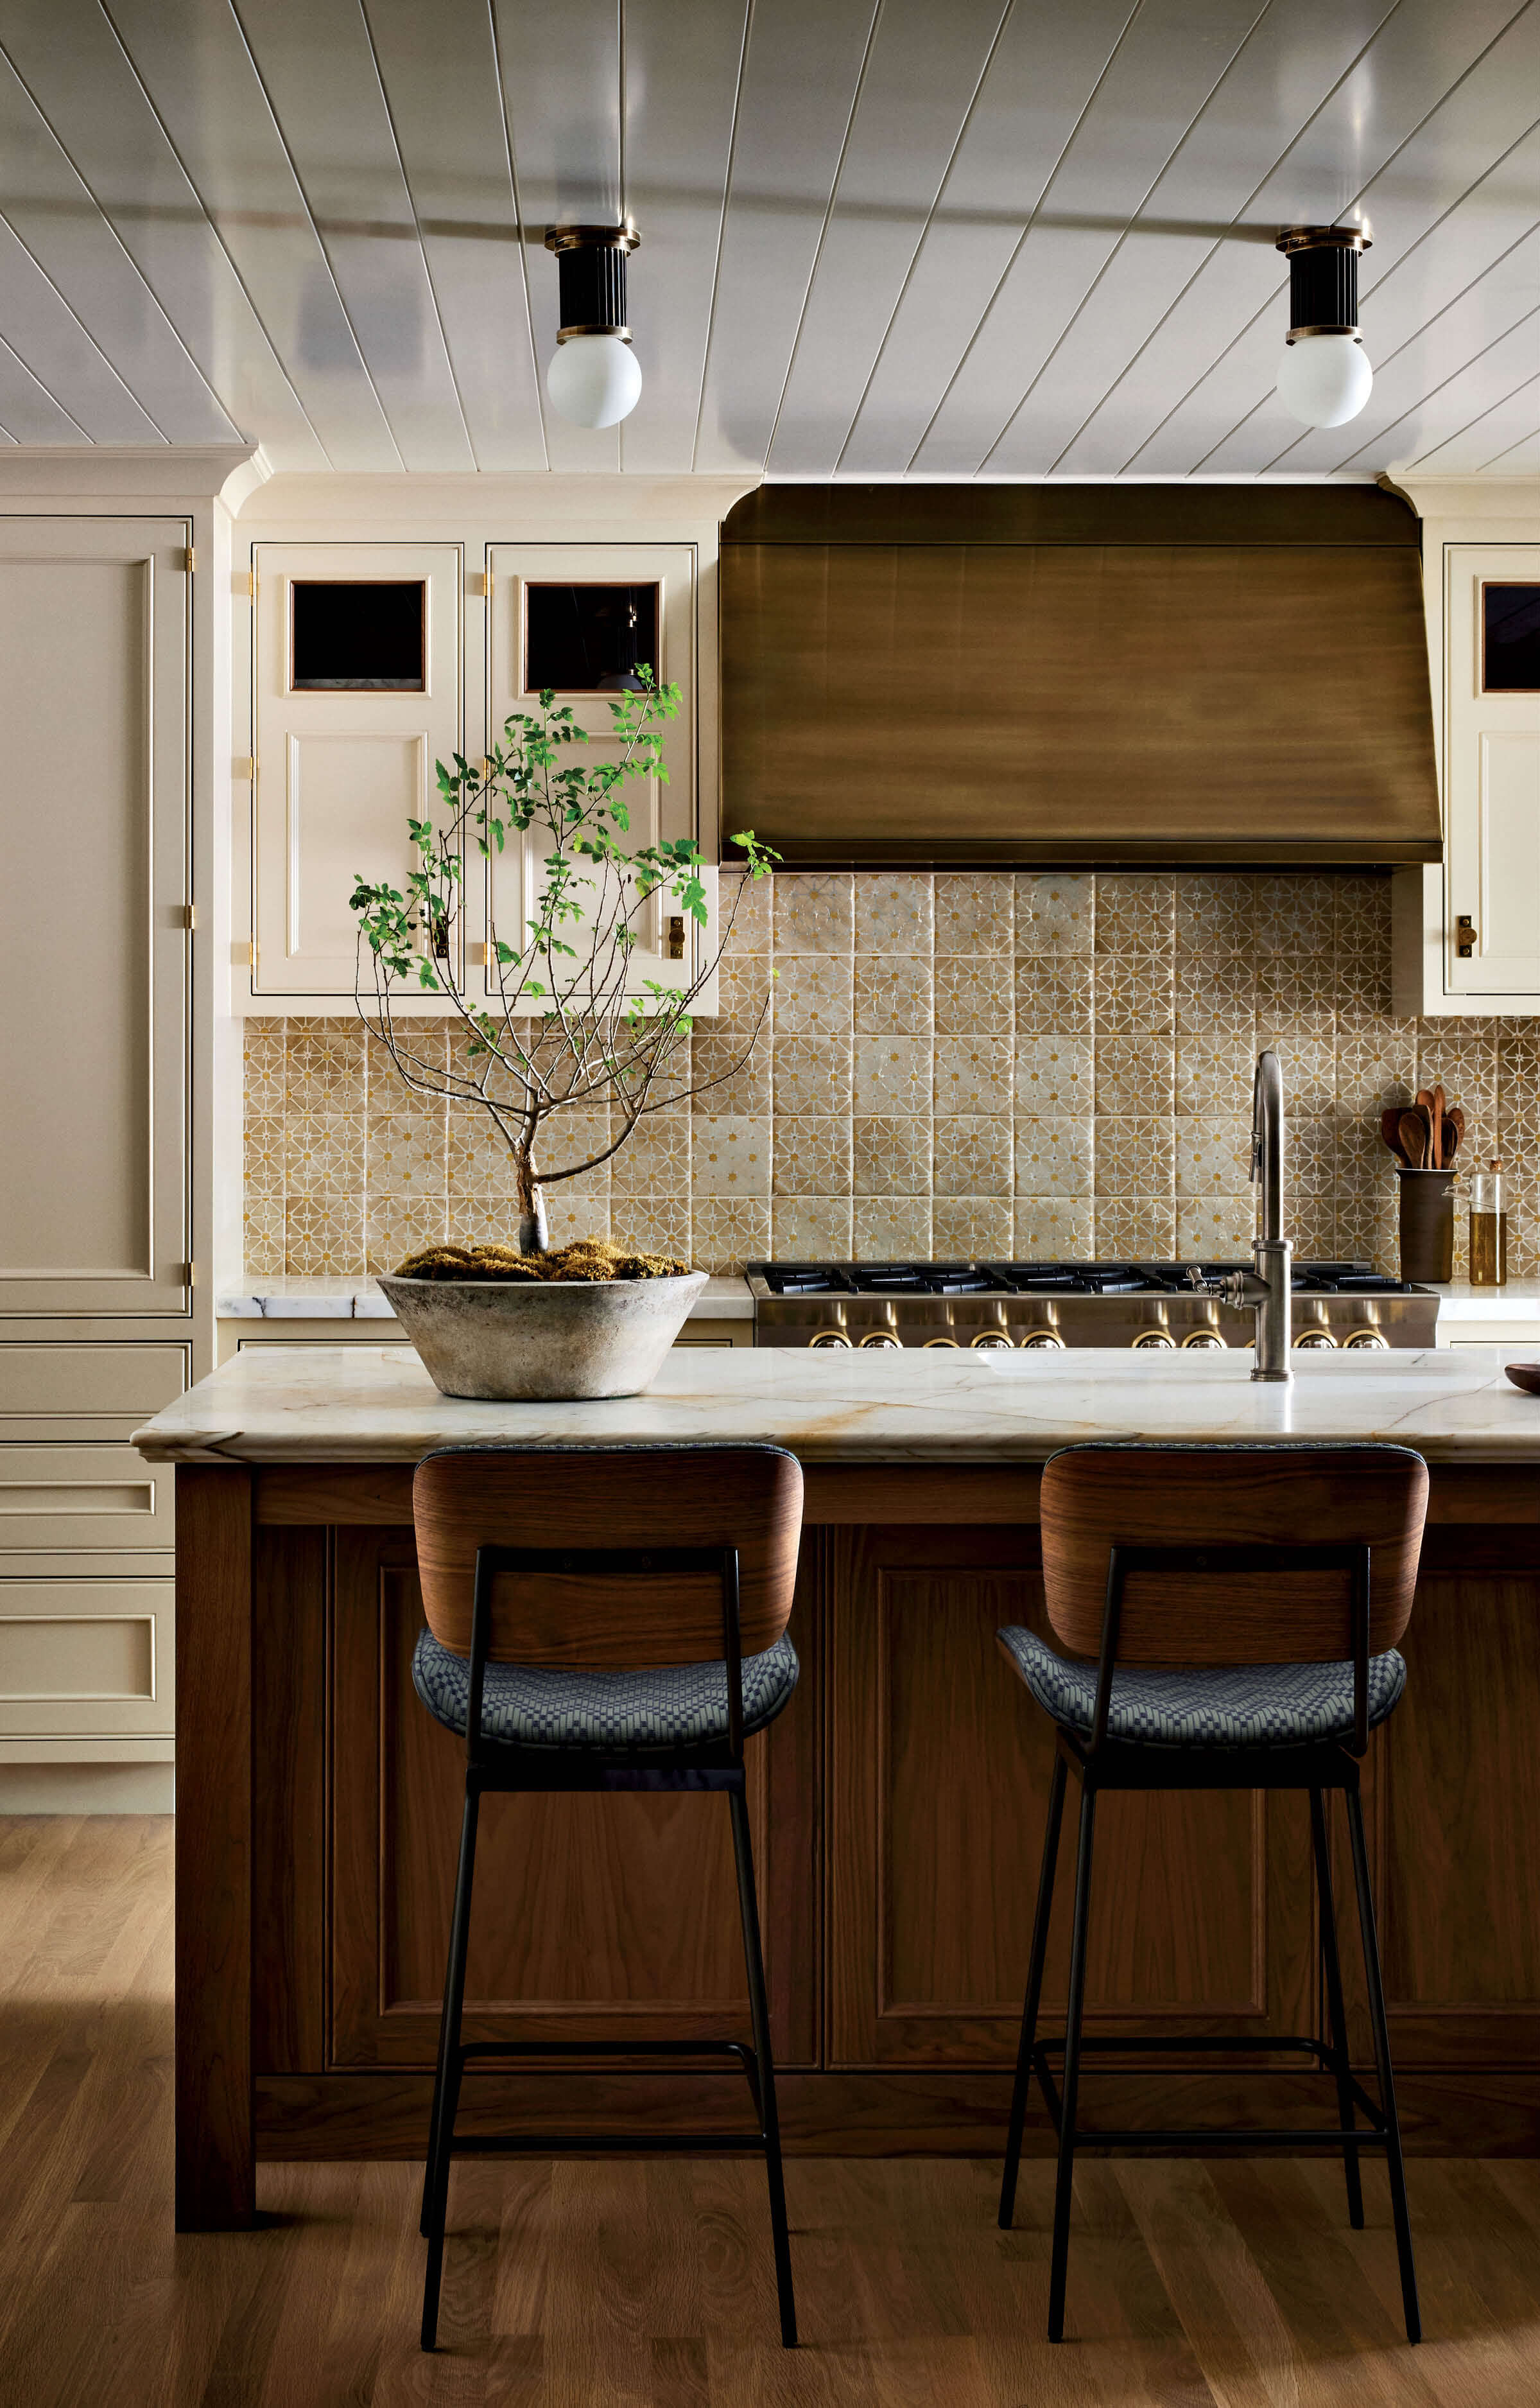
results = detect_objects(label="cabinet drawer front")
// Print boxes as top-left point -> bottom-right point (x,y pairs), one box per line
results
0,1576 -> 172,1738
0,1446 -> 169,1553
0,1343 -> 189,1435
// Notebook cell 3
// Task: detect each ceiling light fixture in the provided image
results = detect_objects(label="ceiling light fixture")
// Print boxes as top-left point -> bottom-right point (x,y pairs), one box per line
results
543,223 -> 642,429
1274,226 -> 1372,430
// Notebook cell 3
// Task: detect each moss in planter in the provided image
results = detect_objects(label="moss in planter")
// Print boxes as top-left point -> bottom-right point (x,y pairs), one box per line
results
392,1239 -> 690,1284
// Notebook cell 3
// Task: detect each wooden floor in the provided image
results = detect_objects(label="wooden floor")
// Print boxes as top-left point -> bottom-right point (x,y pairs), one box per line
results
3,1819 -> 1540,2407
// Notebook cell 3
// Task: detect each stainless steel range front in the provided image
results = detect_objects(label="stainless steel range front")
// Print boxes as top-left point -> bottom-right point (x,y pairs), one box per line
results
746,1262 -> 1440,1352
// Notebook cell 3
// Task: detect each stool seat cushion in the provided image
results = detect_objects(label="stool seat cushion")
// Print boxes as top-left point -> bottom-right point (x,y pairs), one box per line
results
997,1626 -> 1405,1749
412,1627 -> 799,1752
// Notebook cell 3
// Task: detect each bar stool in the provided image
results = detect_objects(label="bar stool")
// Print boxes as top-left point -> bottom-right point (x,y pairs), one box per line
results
410,1442 -> 803,2352
995,1440 -> 1427,2346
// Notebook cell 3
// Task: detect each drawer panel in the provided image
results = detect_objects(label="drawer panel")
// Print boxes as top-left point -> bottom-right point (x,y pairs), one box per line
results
0,1576 -> 173,1738
0,1446 -> 171,1553
0,1343 -> 189,1439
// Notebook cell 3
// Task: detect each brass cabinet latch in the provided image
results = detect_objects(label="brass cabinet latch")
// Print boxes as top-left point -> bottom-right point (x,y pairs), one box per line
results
666,915 -> 686,960
1457,914 -> 1478,959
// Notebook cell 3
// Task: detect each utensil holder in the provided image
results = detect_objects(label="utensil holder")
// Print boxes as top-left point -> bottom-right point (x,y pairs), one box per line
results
1397,1168 -> 1457,1283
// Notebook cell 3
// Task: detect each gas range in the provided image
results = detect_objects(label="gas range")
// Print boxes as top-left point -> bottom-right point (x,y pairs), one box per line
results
746,1261 -> 1440,1352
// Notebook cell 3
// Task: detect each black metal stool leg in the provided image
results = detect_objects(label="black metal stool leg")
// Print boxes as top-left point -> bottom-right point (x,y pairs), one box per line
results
1047,1782 -> 1096,2344
1000,1750 -> 1068,2229
1310,1786 -> 1363,2230
729,1788 -> 797,2349
420,1784 -> 481,2352
1345,1787 -> 1421,2345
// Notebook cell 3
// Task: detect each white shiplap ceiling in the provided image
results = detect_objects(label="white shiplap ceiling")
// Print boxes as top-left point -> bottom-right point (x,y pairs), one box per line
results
0,0 -> 1536,480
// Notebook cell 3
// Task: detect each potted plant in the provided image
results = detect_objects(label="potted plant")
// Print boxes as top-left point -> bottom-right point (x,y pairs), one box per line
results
349,671 -> 773,1400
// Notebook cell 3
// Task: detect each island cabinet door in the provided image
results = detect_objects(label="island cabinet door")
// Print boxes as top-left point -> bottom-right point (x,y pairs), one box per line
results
827,1526 -> 1314,2068
324,1528 -> 822,2072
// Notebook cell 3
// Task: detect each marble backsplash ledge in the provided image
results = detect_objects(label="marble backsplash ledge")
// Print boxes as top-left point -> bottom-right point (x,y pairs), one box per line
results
242,869 -> 1540,1281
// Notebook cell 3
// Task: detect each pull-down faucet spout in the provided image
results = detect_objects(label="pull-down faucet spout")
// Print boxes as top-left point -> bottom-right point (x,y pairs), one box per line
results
1222,1049 -> 1292,1382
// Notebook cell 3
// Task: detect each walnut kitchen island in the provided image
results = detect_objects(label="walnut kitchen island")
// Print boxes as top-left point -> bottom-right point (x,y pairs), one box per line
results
135,1342 -> 1540,2228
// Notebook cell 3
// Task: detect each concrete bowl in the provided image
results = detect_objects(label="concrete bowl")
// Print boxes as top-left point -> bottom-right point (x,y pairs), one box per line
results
377,1270 -> 709,1401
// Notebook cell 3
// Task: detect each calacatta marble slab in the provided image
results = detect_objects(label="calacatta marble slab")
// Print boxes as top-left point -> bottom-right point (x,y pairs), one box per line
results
132,1343 -> 1540,1466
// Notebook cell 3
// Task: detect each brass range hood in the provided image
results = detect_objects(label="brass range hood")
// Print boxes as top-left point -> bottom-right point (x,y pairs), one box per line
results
720,484 -> 1440,869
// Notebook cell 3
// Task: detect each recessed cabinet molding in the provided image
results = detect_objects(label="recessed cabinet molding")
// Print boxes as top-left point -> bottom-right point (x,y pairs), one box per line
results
1392,482 -> 1540,1016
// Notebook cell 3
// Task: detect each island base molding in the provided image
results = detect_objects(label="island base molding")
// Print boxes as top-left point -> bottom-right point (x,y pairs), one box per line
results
176,1458 -> 1540,2229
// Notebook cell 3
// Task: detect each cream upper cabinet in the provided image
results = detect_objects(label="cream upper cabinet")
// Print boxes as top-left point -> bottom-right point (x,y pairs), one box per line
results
250,543 -> 463,999
1444,546 -> 1540,999
478,543 -> 698,1008
0,518 -> 190,1316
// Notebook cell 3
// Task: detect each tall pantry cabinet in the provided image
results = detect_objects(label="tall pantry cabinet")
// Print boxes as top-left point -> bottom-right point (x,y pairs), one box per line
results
0,448 -> 255,1810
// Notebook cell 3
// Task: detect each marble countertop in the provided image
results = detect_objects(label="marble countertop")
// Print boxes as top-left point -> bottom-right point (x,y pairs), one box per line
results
134,1342 -> 1540,1466
1430,1280 -> 1540,1319
216,1273 -> 754,1322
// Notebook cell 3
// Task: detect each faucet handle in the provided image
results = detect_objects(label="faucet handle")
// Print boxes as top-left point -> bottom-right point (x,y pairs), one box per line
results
1250,1126 -> 1264,1183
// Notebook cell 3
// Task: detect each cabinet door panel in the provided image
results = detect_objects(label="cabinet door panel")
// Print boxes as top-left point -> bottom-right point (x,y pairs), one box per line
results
1446,543 -> 1540,996
829,1526 -> 1310,2066
0,1575 -> 171,1738
252,543 -> 462,996
0,519 -> 189,1314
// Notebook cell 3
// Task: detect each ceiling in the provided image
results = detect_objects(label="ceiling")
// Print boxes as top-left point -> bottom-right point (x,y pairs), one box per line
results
0,0 -> 1536,482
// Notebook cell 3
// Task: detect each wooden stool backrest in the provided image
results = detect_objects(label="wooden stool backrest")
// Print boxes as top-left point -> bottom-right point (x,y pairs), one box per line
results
1039,1442 -> 1427,1664
413,1444 -> 803,1666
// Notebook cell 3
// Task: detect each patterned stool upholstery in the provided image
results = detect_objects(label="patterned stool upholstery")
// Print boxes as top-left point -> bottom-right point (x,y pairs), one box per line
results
998,1625 -> 1405,1750
413,1625 -> 800,1751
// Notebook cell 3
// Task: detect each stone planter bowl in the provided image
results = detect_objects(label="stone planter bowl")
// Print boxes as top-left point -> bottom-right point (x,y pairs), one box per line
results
377,1270 -> 708,1402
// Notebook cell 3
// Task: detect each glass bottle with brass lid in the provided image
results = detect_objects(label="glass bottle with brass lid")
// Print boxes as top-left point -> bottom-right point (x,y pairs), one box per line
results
1469,1158 -> 1507,1287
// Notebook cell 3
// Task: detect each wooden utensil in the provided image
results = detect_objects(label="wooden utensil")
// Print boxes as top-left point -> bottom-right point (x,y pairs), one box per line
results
1397,1110 -> 1428,1167
1432,1084 -> 1448,1168
1442,1118 -> 1460,1165
1381,1106 -> 1412,1164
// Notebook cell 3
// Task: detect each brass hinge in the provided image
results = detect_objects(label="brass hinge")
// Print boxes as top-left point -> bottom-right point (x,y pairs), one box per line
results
184,1261 -> 196,1289
233,755 -> 255,781
472,568 -> 492,599
180,903 -> 196,932
180,545 -> 195,573
240,936 -> 258,972
236,569 -> 255,599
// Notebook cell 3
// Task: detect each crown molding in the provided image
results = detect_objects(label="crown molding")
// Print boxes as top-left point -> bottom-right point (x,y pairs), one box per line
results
235,467 -> 761,525
1385,469 -> 1540,523
0,442 -> 267,507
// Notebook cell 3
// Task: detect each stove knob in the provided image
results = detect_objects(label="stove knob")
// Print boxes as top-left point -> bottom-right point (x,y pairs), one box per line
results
1180,1327 -> 1226,1349
1294,1327 -> 1337,1349
1018,1329 -> 1066,1349
921,1335 -> 962,1348
1131,1329 -> 1175,1348
1343,1327 -> 1389,1349
808,1329 -> 852,1348
969,1330 -> 1013,1349
858,1329 -> 902,1349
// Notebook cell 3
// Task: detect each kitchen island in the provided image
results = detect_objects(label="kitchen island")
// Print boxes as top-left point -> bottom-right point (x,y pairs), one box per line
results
137,1343 -> 1540,2228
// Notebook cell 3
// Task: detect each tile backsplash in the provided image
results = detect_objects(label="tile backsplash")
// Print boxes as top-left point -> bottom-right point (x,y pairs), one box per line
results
243,869 -> 1540,1280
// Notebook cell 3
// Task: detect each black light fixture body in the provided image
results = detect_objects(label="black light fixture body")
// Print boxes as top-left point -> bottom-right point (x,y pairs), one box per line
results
541,224 -> 643,430
1274,226 -> 1374,429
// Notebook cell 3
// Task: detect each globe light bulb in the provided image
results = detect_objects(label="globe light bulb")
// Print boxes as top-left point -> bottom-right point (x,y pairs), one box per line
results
547,333 -> 643,430
1277,331 -> 1373,430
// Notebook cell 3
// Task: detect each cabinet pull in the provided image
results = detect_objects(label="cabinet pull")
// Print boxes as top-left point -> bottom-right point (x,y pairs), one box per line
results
1457,914 -> 1478,959
666,915 -> 686,961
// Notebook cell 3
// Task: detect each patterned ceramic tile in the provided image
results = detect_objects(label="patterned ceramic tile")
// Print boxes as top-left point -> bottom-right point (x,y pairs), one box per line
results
365,1195 -> 448,1275
772,1194 -> 854,1259
1290,1119 -> 1339,1199
367,1113 -> 447,1199
934,953 -> 1014,1034
774,1115 -> 851,1195
1175,1196 -> 1256,1260
934,1036 -> 1013,1116
1175,1029 -> 1257,1117
852,1196 -> 933,1260
933,1116 -> 1012,1198
853,1117 -> 931,1196
244,1025 -> 287,1113
1175,873 -> 1256,961
1014,873 -> 1093,957
1256,962 -> 1335,1034
1337,1027 -> 1416,1115
937,872 -> 1012,955
774,871 -> 853,955
1014,1034 -> 1093,1115
1265,1032 -> 1336,1116
854,955 -> 933,1035
933,1198 -> 1012,1259
446,1112 -> 521,1200
1013,1118 -> 1093,1199
242,1196 -> 285,1278
374,1019 -> 450,1083
1257,873 -> 1335,957
1288,1196 -> 1338,1262
691,1032 -> 772,1117
609,1113 -> 691,1197
284,1115 -> 367,1200
772,953 -> 853,1035
1094,958 -> 1173,1036
1014,963 -> 1093,1034
1095,1117 -> 1173,1198
773,1034 -> 852,1116
693,1198 -> 771,1273
855,871 -> 934,955
693,1115 -> 772,1198
1094,1198 -> 1175,1258
285,1196 -> 365,1277
1094,872 -> 1174,955
716,864 -> 774,956
244,1116 -> 286,1201
1013,1199 -> 1093,1258
1175,1117 -> 1250,1199
285,1024 -> 366,1113
1096,1034 -> 1173,1115
536,1175 -> 612,1248
530,1108 -> 611,1180
854,1036 -> 932,1116
607,1196 -> 693,1261
1337,1192 -> 1397,1278
1175,965 -> 1255,1035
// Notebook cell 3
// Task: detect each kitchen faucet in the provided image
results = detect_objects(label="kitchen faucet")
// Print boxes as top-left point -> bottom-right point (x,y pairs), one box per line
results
1221,1048 -> 1292,1381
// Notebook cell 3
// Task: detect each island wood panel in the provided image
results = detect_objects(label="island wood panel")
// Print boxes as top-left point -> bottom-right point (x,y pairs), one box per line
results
251,1525 -> 328,2074
327,1527 -> 822,2070
827,1526 -> 1315,2068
